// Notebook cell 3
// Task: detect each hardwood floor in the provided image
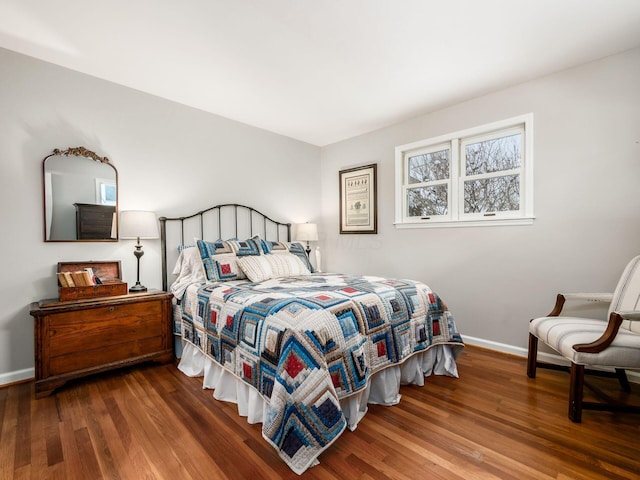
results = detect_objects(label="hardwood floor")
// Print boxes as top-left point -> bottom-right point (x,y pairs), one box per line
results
1,346 -> 639,479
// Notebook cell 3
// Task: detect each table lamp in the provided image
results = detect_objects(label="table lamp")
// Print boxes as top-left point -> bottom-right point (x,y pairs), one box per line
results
295,223 -> 318,257
119,210 -> 159,292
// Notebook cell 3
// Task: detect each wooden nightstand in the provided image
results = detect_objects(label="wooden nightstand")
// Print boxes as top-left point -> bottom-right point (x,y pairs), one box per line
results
30,290 -> 173,398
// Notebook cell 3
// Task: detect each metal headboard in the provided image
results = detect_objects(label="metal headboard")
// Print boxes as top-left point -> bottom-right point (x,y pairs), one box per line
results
160,203 -> 291,291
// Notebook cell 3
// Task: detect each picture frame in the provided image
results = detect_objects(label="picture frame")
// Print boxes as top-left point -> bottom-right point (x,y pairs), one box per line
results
339,163 -> 377,234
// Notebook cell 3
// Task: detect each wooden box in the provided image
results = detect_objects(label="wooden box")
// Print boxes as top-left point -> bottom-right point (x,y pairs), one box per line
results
58,261 -> 127,301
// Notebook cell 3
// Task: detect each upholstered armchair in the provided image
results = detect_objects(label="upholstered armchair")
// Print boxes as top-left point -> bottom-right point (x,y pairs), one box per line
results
527,256 -> 640,422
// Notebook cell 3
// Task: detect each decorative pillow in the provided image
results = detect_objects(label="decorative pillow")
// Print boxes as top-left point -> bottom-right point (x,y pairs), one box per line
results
237,253 -> 311,282
227,237 -> 262,256
206,253 -> 246,281
261,240 -> 314,272
196,239 -> 246,282
236,255 -> 274,282
265,253 -> 311,278
249,235 -> 270,254
260,240 -> 289,254
288,242 -> 314,272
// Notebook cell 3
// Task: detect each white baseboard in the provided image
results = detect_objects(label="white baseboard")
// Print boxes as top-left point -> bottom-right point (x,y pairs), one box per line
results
0,367 -> 34,387
462,334 -> 528,357
461,334 -> 639,382
461,334 -> 568,364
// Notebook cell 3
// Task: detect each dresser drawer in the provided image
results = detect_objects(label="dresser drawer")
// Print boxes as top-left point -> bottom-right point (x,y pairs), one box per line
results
47,301 -> 163,356
49,336 -> 165,375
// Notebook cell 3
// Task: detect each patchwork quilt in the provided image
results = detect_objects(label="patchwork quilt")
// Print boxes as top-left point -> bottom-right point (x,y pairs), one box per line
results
178,273 -> 464,474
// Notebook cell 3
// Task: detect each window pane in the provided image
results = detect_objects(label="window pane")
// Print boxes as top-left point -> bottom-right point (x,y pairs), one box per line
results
408,149 -> 450,184
407,185 -> 448,216
465,133 -> 521,176
464,175 -> 520,213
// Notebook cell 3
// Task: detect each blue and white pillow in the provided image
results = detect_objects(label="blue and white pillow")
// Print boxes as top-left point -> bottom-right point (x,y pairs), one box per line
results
196,239 -> 245,282
228,237 -> 262,256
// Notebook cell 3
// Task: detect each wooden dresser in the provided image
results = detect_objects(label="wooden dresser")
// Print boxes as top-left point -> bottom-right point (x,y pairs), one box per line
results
30,290 -> 173,398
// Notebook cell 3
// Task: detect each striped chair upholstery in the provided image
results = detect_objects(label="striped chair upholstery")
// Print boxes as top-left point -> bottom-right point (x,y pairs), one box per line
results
527,255 -> 640,422
530,318 -> 640,368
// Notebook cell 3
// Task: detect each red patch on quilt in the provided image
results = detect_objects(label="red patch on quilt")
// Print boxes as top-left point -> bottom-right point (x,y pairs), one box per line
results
285,353 -> 304,379
243,363 -> 253,380
342,287 -> 358,294
221,263 -> 232,274
316,295 -> 331,301
226,315 -> 234,328
433,320 -> 440,336
376,341 -> 386,357
428,293 -> 436,304
331,371 -> 341,388
211,311 -> 217,323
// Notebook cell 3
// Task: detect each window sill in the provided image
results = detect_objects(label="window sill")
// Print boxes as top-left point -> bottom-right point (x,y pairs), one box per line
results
394,216 -> 535,229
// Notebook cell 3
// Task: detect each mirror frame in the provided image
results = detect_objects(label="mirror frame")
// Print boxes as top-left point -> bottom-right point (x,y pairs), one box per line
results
43,146 -> 119,242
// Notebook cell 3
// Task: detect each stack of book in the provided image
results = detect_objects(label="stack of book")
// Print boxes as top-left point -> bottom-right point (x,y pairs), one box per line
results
57,261 -> 127,301
56,268 -> 98,287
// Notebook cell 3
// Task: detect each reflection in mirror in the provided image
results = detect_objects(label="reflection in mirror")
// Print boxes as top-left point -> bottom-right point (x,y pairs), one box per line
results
43,147 -> 118,242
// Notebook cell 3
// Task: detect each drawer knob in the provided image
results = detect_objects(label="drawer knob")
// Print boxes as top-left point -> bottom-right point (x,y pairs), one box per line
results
109,306 -> 115,312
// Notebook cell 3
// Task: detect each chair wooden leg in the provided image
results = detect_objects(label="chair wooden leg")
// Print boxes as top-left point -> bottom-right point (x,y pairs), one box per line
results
569,363 -> 584,423
615,368 -> 631,392
527,333 -> 538,378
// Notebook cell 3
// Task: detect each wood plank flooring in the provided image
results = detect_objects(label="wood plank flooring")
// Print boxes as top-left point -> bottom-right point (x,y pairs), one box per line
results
1,346 -> 639,479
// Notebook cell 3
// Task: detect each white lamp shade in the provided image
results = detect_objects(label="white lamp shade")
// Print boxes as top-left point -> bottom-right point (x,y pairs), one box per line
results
295,223 -> 318,242
119,210 -> 159,239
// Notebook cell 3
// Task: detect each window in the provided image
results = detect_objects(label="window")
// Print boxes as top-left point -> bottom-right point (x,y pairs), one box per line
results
395,114 -> 533,228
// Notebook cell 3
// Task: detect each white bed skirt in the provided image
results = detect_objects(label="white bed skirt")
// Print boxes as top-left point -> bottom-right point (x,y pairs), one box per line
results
178,340 -> 459,431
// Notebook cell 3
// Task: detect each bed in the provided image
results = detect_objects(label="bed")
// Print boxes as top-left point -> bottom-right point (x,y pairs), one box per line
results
160,204 -> 464,475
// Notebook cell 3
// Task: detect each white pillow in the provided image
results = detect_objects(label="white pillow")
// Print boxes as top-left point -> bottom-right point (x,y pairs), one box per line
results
172,246 -> 204,277
170,247 -> 207,298
265,253 -> 310,278
237,253 -> 310,282
236,255 -> 273,282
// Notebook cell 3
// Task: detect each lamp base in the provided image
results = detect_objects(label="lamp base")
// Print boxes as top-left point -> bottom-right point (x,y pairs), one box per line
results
129,282 -> 147,293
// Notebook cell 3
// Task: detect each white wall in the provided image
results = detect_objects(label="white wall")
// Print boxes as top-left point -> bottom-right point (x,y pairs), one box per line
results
319,47 -> 640,353
0,48 -> 321,383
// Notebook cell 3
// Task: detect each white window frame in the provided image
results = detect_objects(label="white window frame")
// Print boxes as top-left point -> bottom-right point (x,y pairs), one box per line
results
404,142 -> 455,221
395,113 -> 534,228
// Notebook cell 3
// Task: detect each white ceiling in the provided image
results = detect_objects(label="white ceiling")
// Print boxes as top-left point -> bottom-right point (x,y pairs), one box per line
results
1,0 -> 640,146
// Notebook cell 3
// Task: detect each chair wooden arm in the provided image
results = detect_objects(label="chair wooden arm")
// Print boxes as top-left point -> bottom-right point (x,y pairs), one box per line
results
546,293 -> 613,317
547,294 -> 566,316
572,312 -> 624,353
561,293 -> 614,303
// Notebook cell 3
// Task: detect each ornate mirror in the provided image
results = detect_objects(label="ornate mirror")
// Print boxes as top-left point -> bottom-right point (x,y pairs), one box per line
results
43,147 -> 118,242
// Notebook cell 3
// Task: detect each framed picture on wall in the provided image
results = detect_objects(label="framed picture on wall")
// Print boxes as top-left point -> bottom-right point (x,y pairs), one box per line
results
339,163 -> 377,234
